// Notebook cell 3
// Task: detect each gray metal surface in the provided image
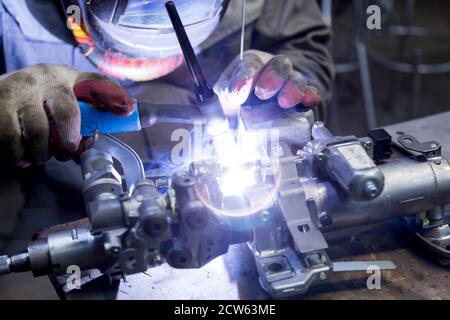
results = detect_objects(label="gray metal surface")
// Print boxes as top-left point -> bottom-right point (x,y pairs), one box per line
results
332,261 -> 396,272
112,112 -> 450,300
1,112 -> 450,299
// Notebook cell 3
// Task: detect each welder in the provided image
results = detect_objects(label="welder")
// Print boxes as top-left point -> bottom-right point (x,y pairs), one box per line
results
0,0 -> 333,168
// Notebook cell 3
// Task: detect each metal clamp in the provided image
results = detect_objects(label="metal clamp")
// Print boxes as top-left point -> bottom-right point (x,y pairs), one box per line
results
397,134 -> 441,159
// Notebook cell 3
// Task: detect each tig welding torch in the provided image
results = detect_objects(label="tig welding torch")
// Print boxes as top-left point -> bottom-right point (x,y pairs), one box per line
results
78,100 -> 205,137
164,1 -> 228,128
165,1 -> 237,165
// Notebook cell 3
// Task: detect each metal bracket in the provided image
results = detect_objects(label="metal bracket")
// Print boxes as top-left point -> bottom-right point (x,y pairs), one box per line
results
397,134 -> 441,159
332,261 -> 396,272
276,143 -> 328,254
84,132 -> 145,191
255,248 -> 330,298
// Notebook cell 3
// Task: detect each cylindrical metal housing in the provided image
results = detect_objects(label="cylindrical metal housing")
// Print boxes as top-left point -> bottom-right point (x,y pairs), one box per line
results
305,157 -> 450,231
27,227 -> 105,276
132,181 -> 169,238
81,149 -> 123,204
321,141 -> 385,201
172,173 -> 210,230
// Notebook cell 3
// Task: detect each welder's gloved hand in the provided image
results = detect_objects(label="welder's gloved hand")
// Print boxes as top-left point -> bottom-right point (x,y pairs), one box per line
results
214,50 -> 321,116
0,64 -> 134,167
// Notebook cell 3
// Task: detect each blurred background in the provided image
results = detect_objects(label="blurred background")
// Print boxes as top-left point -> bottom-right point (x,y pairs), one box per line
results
324,0 -> 450,136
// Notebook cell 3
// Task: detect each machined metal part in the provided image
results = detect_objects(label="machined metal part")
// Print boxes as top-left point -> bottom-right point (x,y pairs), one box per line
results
83,132 -> 145,191
310,122 -> 385,201
332,261 -> 396,272
1,119 -> 450,299
397,134 -> 441,159
241,126 -> 450,296
165,171 -> 253,269
419,224 -> 450,254
320,140 -> 384,201
316,155 -> 450,231
254,248 -> 331,298
403,214 -> 450,262
0,134 -> 171,283
276,143 -> 328,254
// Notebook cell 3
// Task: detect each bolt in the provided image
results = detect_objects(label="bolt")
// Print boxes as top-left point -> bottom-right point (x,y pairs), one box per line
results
318,211 -> 332,226
142,215 -> 168,237
319,272 -> 327,280
363,140 -> 372,150
312,121 -> 333,140
168,248 -> 192,268
363,181 -> 379,199
153,254 -> 163,265
261,210 -> 270,222
0,255 -> 11,275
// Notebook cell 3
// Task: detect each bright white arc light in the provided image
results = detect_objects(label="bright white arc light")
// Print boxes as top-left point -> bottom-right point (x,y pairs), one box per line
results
210,129 -> 240,167
220,167 -> 256,196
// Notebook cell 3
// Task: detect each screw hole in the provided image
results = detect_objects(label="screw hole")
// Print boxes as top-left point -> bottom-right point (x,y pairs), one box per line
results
298,224 -> 310,233
403,137 -> 413,144
126,256 -> 136,270
178,257 -> 187,265
267,262 -> 284,273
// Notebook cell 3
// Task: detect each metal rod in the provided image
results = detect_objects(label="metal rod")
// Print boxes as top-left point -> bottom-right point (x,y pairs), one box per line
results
240,0 -> 246,60
411,47 -> 423,118
355,40 -> 377,129
165,1 -> 214,101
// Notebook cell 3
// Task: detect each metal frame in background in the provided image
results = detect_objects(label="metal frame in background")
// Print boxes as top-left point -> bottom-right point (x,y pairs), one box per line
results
322,0 -> 450,129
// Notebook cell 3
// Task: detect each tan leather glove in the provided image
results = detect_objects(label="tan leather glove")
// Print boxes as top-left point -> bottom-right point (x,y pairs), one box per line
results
0,64 -> 134,167
214,50 -> 321,116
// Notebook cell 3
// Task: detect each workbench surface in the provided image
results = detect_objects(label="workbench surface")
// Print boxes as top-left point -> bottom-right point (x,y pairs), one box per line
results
0,112 -> 449,300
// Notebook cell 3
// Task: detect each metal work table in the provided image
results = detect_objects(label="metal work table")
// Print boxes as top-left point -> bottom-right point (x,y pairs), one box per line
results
0,112 -> 449,300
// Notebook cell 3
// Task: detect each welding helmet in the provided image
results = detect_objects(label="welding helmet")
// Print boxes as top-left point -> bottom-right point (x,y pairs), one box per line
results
61,0 -> 229,81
